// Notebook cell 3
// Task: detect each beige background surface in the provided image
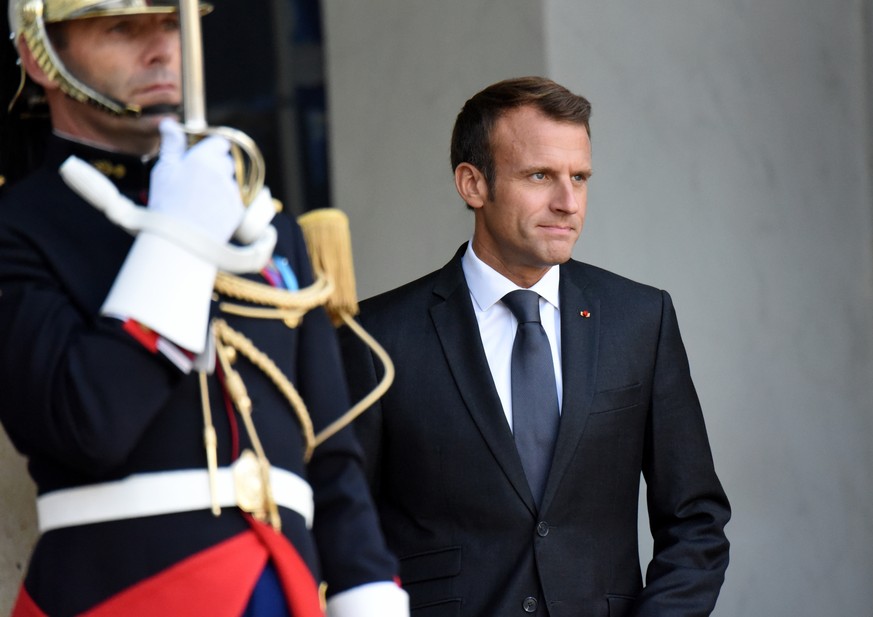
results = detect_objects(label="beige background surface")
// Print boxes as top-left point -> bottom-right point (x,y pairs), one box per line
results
0,433 -> 35,615
322,1 -> 873,615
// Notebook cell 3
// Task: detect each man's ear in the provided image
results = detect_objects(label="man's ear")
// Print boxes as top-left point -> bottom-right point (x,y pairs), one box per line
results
17,37 -> 59,90
454,162 -> 489,209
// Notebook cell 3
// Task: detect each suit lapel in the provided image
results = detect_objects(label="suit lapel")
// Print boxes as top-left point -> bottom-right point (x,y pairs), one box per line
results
541,262 -> 600,510
430,247 -> 537,514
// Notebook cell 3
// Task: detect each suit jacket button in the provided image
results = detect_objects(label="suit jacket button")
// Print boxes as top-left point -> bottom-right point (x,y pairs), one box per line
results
536,521 -> 550,537
523,596 -> 538,612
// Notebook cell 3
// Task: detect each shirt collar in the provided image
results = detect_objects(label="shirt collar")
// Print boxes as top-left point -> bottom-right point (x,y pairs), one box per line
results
462,241 -> 561,312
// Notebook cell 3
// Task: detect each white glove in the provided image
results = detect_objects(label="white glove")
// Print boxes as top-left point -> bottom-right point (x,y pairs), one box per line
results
99,119 -> 249,353
60,154 -> 277,274
326,582 -> 409,617
149,118 -> 244,242
235,185 -> 277,244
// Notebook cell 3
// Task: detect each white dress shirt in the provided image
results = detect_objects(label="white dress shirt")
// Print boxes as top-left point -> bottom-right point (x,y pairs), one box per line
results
461,242 -> 563,431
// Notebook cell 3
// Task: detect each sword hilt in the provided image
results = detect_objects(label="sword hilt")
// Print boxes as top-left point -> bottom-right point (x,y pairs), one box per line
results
179,0 -> 265,206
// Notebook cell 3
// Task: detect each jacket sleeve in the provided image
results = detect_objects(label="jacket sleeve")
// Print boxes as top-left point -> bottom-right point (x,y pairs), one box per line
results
282,217 -> 407,615
634,290 -> 731,616
337,313 -> 385,494
0,223 -> 184,477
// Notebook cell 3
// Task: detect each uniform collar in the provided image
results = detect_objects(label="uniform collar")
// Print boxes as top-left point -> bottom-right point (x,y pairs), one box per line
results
43,133 -> 157,200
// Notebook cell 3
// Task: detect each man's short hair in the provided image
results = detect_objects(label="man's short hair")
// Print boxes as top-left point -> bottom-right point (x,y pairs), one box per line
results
450,76 -> 592,196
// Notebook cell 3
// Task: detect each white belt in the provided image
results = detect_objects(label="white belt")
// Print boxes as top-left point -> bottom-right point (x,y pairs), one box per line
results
37,459 -> 313,534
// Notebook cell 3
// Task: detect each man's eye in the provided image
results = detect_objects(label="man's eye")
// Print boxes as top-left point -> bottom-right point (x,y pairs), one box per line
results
108,21 -> 131,34
531,172 -> 546,180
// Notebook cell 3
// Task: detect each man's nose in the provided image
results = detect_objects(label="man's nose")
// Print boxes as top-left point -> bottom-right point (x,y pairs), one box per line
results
145,29 -> 178,65
551,178 -> 581,213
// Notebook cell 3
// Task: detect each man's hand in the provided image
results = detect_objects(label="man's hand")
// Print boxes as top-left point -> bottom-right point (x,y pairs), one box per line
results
149,118 -> 244,243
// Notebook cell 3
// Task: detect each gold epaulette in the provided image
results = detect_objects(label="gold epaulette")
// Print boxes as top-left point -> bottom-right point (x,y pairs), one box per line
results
297,208 -> 359,324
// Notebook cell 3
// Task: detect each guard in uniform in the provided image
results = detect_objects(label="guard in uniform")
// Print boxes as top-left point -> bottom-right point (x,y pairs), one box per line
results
0,1 -> 408,615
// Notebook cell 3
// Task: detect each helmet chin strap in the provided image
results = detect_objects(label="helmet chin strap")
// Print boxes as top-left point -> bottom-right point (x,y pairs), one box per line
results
62,87 -> 181,118
140,103 -> 182,117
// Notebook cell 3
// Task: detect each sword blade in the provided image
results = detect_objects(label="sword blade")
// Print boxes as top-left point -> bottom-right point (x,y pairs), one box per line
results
178,0 -> 207,132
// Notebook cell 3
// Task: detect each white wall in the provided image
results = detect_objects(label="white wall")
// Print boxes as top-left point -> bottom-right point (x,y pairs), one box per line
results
322,0 -> 546,297
324,1 -> 873,615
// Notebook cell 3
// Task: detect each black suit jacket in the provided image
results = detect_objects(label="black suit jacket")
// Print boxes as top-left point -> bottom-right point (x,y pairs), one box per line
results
342,244 -> 730,617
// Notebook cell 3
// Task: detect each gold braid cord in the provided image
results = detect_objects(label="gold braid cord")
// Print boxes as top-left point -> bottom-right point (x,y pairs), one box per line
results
213,318 -> 316,464
202,208 -> 393,479
214,270 -> 334,328
198,371 -> 221,517
211,267 -> 395,451
312,311 -> 394,446
297,209 -> 396,445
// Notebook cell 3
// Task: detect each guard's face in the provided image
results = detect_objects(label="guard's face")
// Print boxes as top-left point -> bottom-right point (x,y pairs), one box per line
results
472,106 -> 592,287
55,13 -> 182,137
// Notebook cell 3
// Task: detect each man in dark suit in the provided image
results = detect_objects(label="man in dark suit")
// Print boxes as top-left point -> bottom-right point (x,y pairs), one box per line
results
342,77 -> 730,616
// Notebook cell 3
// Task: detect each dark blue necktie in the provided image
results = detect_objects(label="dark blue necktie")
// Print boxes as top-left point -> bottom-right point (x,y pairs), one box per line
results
502,290 -> 560,507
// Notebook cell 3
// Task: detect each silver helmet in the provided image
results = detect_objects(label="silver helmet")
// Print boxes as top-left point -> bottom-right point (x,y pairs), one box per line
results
8,0 -> 211,116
